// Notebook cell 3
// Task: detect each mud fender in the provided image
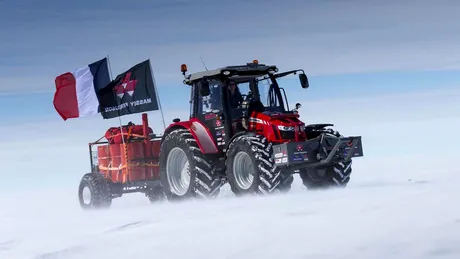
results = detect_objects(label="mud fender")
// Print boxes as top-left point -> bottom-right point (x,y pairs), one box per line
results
162,119 -> 219,154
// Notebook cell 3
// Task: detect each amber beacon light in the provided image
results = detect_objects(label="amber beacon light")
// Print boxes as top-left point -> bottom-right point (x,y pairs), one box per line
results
181,64 -> 188,74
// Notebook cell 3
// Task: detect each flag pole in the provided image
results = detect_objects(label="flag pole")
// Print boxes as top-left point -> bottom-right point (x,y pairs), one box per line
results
148,59 -> 166,130
106,55 -> 127,145
107,54 -> 128,181
107,55 -> 127,134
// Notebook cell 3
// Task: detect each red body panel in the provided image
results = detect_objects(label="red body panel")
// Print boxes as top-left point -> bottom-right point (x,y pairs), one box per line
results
164,118 -> 219,154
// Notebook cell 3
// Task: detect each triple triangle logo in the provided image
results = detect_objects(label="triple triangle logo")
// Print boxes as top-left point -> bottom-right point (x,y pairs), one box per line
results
114,72 -> 137,99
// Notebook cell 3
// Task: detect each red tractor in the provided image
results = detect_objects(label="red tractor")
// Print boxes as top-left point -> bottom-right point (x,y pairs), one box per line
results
78,60 -> 363,209
159,60 -> 363,200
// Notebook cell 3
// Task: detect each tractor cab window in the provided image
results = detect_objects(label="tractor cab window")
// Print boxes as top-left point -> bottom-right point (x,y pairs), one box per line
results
226,81 -> 253,120
234,82 -> 251,102
226,81 -> 246,109
198,80 -> 223,115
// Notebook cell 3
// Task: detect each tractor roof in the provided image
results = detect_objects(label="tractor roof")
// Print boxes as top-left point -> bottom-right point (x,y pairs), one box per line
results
183,62 -> 278,85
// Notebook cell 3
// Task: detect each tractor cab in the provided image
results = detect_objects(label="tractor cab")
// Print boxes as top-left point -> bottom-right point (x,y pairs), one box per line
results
181,60 -> 310,150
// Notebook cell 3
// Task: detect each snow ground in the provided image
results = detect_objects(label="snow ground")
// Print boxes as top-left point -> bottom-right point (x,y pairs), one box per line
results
1,89 -> 460,259
1,155 -> 459,259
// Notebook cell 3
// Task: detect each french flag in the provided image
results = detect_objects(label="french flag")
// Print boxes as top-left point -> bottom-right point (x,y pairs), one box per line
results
53,57 -> 111,120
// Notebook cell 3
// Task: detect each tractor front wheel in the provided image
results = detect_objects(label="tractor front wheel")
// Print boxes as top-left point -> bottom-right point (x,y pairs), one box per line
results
299,160 -> 352,189
225,134 -> 282,195
277,173 -> 294,193
78,172 -> 112,209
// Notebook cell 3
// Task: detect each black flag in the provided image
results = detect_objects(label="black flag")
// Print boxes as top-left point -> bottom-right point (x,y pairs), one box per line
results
98,59 -> 159,119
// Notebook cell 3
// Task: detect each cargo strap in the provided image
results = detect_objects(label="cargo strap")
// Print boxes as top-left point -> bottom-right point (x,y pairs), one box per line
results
127,126 -> 133,142
123,143 -> 129,182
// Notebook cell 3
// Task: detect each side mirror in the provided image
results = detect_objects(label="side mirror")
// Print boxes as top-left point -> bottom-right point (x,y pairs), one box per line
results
299,74 -> 309,89
200,78 -> 210,96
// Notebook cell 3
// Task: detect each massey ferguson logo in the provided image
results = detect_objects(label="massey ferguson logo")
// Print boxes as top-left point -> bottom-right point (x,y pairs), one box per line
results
114,72 -> 137,99
296,144 -> 303,152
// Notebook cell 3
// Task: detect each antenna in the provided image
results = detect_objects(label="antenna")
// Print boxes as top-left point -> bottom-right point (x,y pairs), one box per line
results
200,57 -> 209,71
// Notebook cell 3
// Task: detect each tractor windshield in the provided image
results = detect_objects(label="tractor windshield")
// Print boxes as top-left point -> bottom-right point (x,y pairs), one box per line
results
256,77 -> 288,112
226,75 -> 289,114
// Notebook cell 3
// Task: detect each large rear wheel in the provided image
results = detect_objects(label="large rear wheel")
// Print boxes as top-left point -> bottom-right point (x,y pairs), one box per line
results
225,134 -> 282,195
159,129 -> 222,201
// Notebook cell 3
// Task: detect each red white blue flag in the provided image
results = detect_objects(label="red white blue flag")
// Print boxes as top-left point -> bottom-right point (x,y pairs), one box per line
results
53,57 -> 110,120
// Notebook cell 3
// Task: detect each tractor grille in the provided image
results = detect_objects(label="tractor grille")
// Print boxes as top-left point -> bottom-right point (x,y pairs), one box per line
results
279,130 -> 295,140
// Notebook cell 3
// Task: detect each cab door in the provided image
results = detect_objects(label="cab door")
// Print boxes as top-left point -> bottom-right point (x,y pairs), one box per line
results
195,80 -> 227,149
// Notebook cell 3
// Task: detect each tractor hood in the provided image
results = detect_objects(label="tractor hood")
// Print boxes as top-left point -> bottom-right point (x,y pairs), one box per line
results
249,111 -> 306,141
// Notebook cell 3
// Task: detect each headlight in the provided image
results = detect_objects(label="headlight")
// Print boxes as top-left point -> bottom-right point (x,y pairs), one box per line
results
278,125 -> 295,131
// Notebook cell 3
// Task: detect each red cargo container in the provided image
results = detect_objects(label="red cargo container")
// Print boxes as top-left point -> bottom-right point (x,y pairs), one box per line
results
97,145 -> 109,176
122,141 -> 146,182
144,139 -> 161,180
109,143 -> 123,182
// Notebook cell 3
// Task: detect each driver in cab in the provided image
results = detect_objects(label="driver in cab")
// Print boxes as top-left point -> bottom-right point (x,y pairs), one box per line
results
227,80 -> 244,108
